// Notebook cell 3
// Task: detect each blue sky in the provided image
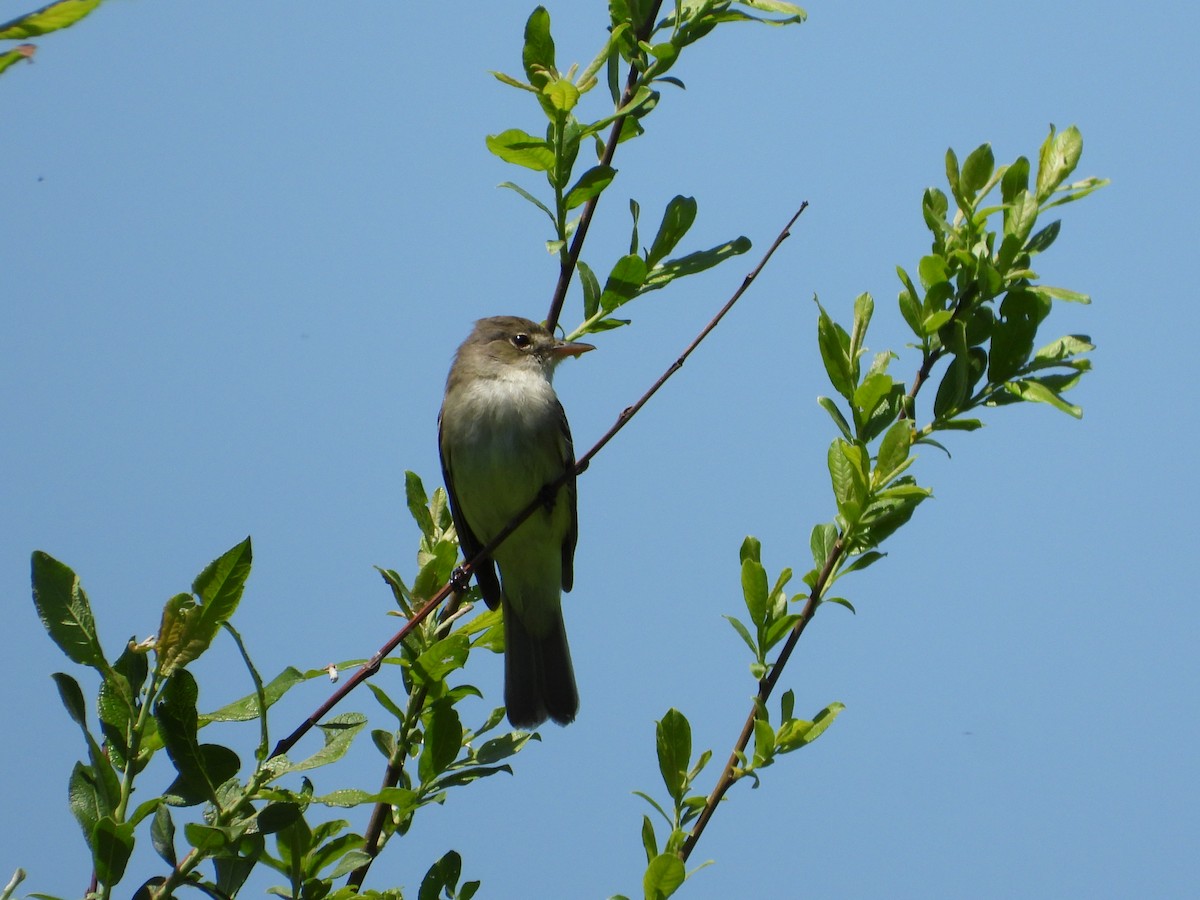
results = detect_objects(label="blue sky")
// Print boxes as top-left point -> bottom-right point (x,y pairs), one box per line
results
3,2 -> 1198,898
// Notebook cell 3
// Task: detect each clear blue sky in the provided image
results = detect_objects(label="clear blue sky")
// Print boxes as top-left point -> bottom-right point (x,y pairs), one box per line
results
4,2 -> 1197,898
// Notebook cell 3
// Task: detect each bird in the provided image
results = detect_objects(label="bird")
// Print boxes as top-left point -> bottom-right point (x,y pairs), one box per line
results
438,315 -> 593,728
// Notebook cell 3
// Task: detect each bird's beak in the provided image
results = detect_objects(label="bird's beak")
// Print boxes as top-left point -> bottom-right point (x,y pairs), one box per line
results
550,339 -> 596,359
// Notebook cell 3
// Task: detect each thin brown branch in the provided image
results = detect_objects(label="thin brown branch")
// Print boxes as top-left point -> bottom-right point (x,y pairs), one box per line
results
545,0 -> 663,334
272,202 -> 808,761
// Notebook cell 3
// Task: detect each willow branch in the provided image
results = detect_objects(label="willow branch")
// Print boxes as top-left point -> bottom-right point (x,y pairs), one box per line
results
545,0 -> 663,334
681,296 -> 952,861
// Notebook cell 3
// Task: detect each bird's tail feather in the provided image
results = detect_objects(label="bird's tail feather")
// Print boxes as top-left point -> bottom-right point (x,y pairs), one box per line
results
503,599 -> 578,728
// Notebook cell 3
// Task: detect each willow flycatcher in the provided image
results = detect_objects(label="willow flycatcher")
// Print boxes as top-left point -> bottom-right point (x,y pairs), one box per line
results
438,316 -> 593,728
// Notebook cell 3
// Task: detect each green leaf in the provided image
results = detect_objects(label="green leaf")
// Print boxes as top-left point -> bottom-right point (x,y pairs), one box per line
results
283,712 -> 367,774
1035,124 -> 1083,202
599,254 -> 649,311
409,633 -> 470,687
92,816 -> 135,887
405,471 -> 435,538
816,301 -> 855,401
643,852 -> 686,900
564,164 -> 616,210
1005,189 -> 1039,243
68,763 -> 105,848
1004,379 -> 1083,418
521,6 -> 555,87
158,540 -> 252,676
544,78 -> 580,113
419,700 -> 463,782
204,665 -> 306,722
645,196 -> 697,268
818,396 -> 853,441
150,804 -> 177,866
960,143 -> 995,202
656,709 -> 691,803
0,0 -> 102,39
741,557 -> 769,628
156,671 -> 242,806
192,536 -> 252,626
988,288 -> 1050,383
579,259 -> 601,319
31,552 -> 107,670
839,551 -> 885,577
874,421 -> 913,485
852,372 -> 893,426
828,439 -> 868,525
810,523 -> 838,569
1030,284 -> 1090,304
1025,219 -> 1061,254
775,701 -> 845,752
485,129 -> 555,172
1001,156 -> 1030,203
724,615 -> 757,657
498,181 -> 555,223
640,236 -> 751,292
0,44 -> 36,77
641,815 -> 658,865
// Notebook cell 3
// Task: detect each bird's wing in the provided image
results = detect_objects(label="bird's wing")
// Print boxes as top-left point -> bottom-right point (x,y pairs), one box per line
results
557,398 -> 578,594
438,411 -> 503,610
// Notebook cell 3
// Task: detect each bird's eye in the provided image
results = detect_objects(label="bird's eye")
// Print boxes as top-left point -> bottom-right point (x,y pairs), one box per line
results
511,333 -> 532,349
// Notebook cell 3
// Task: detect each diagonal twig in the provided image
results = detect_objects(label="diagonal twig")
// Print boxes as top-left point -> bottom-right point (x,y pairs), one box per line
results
270,202 -> 808,762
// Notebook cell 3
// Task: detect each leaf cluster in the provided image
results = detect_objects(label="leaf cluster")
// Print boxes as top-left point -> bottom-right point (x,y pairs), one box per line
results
26,474 -> 534,898
487,4 -> 804,337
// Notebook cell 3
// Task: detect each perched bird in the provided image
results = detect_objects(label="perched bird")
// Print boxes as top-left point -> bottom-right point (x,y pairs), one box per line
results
438,316 -> 593,728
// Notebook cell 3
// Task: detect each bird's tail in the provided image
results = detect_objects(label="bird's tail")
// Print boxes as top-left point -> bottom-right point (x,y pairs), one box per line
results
502,598 -> 578,728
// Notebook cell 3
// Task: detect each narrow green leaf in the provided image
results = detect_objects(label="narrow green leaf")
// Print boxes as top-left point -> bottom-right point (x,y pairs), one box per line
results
285,712 -> 367,773
724,615 -> 758,657
0,0 -> 102,40
874,421 -> 913,485
741,558 -> 769,628
960,143 -> 995,201
1005,189 -> 1039,242
1004,380 -> 1083,418
810,523 -> 838,569
645,196 -> 697,268
150,804 -> 177,866
640,236 -> 751,292
1030,284 -> 1090,304
641,815 -> 658,865
564,164 -> 616,210
656,709 -> 691,803
599,254 -> 649,311
419,700 -> 463,782
1035,124 -> 1083,202
816,301 -> 855,401
521,6 -> 555,87
204,665 -> 306,722
405,471 -> 435,538
1001,156 -> 1030,203
579,260 -> 601,319
0,45 -> 36,77
818,396 -> 853,441
498,181 -> 555,223
31,552 -> 106,670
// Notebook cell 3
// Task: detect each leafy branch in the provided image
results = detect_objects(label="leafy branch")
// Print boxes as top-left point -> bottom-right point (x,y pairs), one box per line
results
629,125 -> 1106,899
